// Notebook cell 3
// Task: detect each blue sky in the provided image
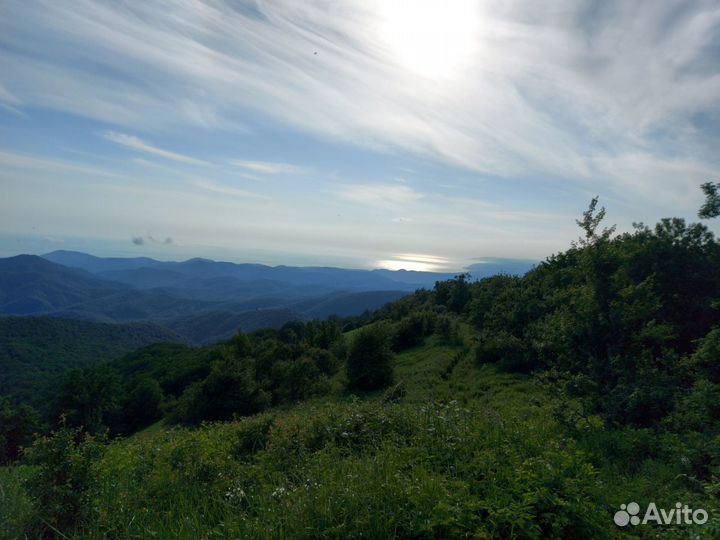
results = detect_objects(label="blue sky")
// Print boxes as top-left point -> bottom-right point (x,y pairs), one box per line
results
1,0 -> 719,271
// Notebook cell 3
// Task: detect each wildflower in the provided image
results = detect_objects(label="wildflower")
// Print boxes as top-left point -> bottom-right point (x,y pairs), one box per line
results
224,484 -> 246,503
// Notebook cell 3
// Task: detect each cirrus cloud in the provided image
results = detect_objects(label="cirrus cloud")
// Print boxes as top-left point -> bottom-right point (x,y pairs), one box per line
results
103,131 -> 209,166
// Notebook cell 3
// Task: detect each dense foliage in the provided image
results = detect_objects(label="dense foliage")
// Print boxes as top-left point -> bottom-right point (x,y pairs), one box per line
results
0,316 -> 182,407
465,198 -> 720,432
35,319 -> 354,433
3,187 -> 720,539
0,398 -> 40,463
346,324 -> 394,390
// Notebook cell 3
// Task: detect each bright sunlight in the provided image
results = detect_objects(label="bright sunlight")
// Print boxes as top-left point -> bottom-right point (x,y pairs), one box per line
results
378,0 -> 481,78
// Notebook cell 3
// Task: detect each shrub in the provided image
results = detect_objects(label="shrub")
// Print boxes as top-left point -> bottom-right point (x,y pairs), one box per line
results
346,324 -> 394,391
0,466 -> 36,539
24,426 -> 105,538
689,328 -> 720,383
664,379 -> 720,434
392,313 -> 429,351
54,366 -> 124,433
312,347 -> 340,375
434,314 -> 459,343
168,358 -> 270,425
434,274 -> 471,313
475,330 -> 533,372
0,398 -> 41,463
270,356 -> 329,403
382,380 -> 407,403
122,376 -> 164,432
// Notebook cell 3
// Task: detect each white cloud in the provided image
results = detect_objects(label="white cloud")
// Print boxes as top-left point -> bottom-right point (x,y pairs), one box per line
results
191,179 -> 269,200
229,160 -> 305,174
0,149 -> 120,177
103,131 -> 209,166
0,83 -> 26,117
0,0 -> 718,217
0,83 -> 21,105
336,183 -> 423,209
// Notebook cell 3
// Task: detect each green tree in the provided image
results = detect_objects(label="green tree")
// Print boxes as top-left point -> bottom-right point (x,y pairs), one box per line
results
232,331 -> 253,357
271,356 -> 326,402
122,377 -> 164,432
169,356 -> 269,425
346,324 -> 394,391
0,397 -> 41,463
55,367 -> 123,433
25,427 -> 105,537
435,274 -> 471,313
699,181 -> 720,219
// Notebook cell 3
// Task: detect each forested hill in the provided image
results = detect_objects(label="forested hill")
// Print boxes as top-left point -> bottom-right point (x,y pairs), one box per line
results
0,316 -> 183,406
4,186 -> 720,539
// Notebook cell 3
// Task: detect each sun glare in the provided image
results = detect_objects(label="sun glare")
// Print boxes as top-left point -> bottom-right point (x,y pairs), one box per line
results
377,253 -> 451,272
378,0 -> 481,79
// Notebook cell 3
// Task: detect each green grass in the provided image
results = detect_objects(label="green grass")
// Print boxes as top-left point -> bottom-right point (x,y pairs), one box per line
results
77,393 -> 605,539
128,419 -> 168,441
0,465 -> 36,539
5,333 -> 719,539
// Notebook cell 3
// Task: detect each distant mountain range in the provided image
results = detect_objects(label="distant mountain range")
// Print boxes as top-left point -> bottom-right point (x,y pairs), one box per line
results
0,251 -> 534,344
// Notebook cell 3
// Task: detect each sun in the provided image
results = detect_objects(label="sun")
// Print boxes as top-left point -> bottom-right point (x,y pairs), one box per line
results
376,253 -> 451,272
378,0 -> 481,79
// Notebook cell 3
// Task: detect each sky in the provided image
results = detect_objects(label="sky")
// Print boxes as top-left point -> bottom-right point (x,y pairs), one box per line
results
1,0 -> 719,272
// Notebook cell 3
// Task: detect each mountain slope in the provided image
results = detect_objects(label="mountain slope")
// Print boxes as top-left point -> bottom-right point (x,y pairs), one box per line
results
42,250 -> 431,291
164,308 -> 304,345
0,255 -> 127,315
299,290 -> 408,319
10,332 -> 617,539
0,315 -> 184,406
5,252 -> 528,345
0,254 -> 412,343
42,250 -> 162,273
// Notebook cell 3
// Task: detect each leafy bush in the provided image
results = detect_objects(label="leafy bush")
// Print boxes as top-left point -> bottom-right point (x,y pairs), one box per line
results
121,376 -> 164,432
468,194 -> 720,428
50,398 -> 610,540
392,312 -> 434,351
434,274 -> 471,313
346,324 -> 394,391
0,398 -> 40,463
0,466 -> 36,539
688,328 -> 720,383
434,313 -> 460,344
24,427 -> 105,537
475,330 -> 532,372
168,357 -> 270,425
269,356 -> 329,403
54,367 -> 123,433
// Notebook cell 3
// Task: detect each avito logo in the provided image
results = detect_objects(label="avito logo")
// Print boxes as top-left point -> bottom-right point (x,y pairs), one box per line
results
614,502 -> 708,527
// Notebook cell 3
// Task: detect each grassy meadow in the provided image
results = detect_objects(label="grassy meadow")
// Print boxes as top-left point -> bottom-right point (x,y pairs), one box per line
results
3,331 -> 718,539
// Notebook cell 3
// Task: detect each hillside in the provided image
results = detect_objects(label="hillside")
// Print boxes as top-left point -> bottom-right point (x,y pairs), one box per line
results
42,250 -> 447,290
0,255 -> 126,315
4,197 -> 720,539
0,254 -> 416,343
164,308 -> 303,345
0,253 -> 532,347
5,332 -> 717,539
0,316 -> 183,407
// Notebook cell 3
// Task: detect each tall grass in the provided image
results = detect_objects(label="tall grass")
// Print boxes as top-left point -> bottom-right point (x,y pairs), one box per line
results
80,396 -> 605,539
0,465 -> 36,539
5,339 -> 719,539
